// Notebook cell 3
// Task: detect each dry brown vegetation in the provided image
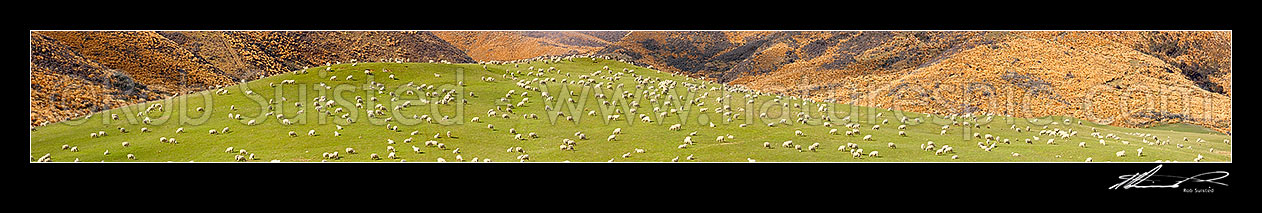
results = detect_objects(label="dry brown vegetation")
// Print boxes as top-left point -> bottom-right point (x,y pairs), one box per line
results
601,31 -> 1231,133
29,31 -> 1230,133
433,31 -> 625,61
29,31 -> 473,126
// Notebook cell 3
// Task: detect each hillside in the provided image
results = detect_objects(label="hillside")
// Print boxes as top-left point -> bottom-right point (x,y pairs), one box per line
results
30,31 -> 473,126
433,31 -> 626,61
29,60 -> 1232,162
29,31 -> 1232,134
595,31 -> 1232,133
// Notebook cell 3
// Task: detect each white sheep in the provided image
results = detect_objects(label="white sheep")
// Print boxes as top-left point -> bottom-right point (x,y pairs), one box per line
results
863,135 -> 873,141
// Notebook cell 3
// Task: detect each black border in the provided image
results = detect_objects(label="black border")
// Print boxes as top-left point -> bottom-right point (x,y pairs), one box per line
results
22,9 -> 1235,200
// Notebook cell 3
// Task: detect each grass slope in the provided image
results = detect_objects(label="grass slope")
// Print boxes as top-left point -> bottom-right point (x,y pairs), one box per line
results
30,59 -> 1233,162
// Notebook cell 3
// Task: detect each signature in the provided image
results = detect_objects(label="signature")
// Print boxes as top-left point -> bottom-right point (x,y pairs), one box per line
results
1109,165 -> 1229,190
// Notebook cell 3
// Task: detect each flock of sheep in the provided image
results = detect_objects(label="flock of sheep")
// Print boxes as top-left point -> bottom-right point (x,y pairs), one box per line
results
31,55 -> 1230,162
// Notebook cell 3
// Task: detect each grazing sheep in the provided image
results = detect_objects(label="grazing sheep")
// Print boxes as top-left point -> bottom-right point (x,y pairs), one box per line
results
888,143 -> 896,148
308,130 -> 317,136
346,147 -> 356,154
763,142 -> 772,149
1085,157 -> 1093,162
1116,150 -> 1126,157
235,155 -> 246,162
898,131 -> 907,137
225,147 -> 235,153
371,153 -> 381,160
1079,142 -> 1086,148
289,131 -> 297,137
613,128 -> 622,135
127,154 -> 136,160
862,135 -> 873,141
868,151 -> 879,157
794,130 -> 804,136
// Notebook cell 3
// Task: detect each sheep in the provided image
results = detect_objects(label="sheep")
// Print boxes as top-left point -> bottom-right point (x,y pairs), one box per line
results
888,143 -> 896,148
371,153 -> 381,160
668,124 -> 682,131
225,147 -> 235,153
127,154 -> 136,160
898,131 -> 907,137
715,136 -> 725,143
863,135 -> 873,141
70,147 -> 79,152
235,155 -> 246,162
794,130 -> 805,136
308,130 -> 317,136
868,151 -> 879,157
1085,157 -> 1093,162
613,128 -> 622,135
1136,147 -> 1144,157
607,134 -> 617,141
1115,150 -> 1126,157
763,142 -> 772,149
686,154 -> 695,160
176,127 -> 184,133
346,147 -> 356,154
1079,142 -> 1086,148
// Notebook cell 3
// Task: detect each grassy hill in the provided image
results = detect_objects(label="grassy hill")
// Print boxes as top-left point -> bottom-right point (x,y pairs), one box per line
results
29,59 -> 1232,162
